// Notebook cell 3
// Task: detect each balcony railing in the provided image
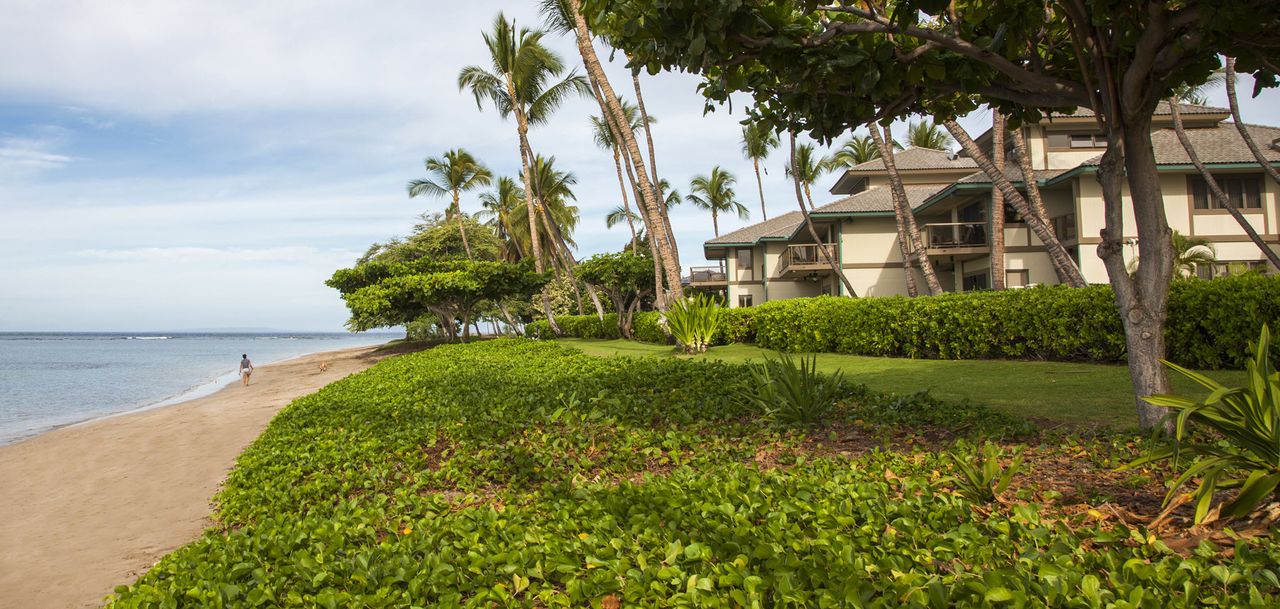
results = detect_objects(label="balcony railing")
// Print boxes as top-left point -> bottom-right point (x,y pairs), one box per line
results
686,265 -> 728,285
777,244 -> 837,276
925,222 -> 988,251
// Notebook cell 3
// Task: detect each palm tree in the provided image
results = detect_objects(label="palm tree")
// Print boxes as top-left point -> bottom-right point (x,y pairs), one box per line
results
590,100 -> 648,253
605,205 -> 641,253
1129,231 -> 1217,278
1173,231 -> 1217,278
407,149 -> 492,261
686,167 -> 748,237
540,0 -> 684,302
823,134 -> 883,172
904,119 -> 954,150
659,178 -> 681,210
458,13 -> 589,276
476,176 -> 524,260
741,123 -> 779,221
783,143 -> 827,210
522,154 -> 581,268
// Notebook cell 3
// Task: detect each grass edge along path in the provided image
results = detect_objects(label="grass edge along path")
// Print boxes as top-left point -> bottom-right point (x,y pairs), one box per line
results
557,338 -> 1248,429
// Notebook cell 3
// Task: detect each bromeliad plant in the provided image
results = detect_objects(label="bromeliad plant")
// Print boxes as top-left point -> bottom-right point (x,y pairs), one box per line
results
663,292 -> 724,354
942,441 -> 1024,504
738,353 -> 847,428
1129,325 -> 1280,523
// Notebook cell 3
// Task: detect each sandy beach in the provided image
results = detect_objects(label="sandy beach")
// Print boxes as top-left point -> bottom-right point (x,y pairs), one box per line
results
0,345 -> 387,609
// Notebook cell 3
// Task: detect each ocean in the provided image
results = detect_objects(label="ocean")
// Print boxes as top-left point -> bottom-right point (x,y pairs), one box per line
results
0,332 -> 396,445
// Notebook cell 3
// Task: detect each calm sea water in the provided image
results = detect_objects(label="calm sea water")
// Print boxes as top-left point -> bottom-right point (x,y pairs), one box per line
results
0,332 -> 395,445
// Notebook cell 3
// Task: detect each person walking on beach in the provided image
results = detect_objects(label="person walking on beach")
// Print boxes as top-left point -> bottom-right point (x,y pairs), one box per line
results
239,354 -> 254,386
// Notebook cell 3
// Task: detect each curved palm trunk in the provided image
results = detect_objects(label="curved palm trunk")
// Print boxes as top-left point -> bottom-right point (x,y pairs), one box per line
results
944,120 -> 1086,288
991,111 -> 1007,290
630,69 -> 681,274
1226,58 -> 1280,189
753,157 -> 768,220
791,131 -> 857,297
619,140 -> 667,304
711,208 -> 720,237
568,0 -> 683,304
611,145 -> 639,254
802,183 -> 816,211
869,125 -> 937,295
452,192 -> 474,260
1010,129 -> 1051,225
1170,102 -> 1280,269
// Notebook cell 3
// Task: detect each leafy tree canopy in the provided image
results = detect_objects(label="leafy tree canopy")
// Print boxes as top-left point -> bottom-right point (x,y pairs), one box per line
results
327,258 -> 547,337
577,251 -> 655,337
593,0 -> 1279,140
358,214 -> 503,265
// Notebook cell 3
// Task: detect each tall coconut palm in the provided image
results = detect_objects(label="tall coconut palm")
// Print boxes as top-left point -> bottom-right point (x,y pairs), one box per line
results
869,124 -> 945,296
590,100 -> 648,254
659,178 -> 681,209
459,13 -> 590,332
476,176 -> 525,260
741,123 -> 779,221
686,167 -> 748,238
991,110 -> 1007,290
823,134 -> 883,172
540,0 -> 684,302
407,149 -> 492,261
783,143 -> 827,210
904,120 -> 955,150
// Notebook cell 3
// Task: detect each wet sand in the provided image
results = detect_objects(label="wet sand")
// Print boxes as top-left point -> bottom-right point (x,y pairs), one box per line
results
0,345 -> 387,609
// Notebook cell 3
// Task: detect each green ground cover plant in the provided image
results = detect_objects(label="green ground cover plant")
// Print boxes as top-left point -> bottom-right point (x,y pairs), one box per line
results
108,340 -> 1280,608
533,275 -> 1280,369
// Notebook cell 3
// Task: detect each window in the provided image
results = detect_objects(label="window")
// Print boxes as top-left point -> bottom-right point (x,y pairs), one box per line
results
1189,174 -> 1263,210
1047,132 -> 1105,149
1196,260 -> 1269,280
1006,269 -> 1030,288
1051,214 -> 1078,242
736,248 -> 753,269
738,294 -> 754,308
963,272 -> 990,291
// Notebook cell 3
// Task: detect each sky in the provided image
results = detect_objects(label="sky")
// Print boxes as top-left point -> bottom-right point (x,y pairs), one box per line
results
2,1 -> 1277,332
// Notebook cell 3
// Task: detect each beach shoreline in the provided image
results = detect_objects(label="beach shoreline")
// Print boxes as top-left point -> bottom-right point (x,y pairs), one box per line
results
0,343 -> 390,609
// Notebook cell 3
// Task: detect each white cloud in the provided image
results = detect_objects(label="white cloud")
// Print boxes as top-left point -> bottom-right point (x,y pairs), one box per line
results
0,130 -> 73,174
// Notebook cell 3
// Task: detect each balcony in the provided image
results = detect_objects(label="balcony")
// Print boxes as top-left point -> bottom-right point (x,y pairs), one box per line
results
777,244 -> 837,277
686,265 -> 728,287
925,222 -> 989,256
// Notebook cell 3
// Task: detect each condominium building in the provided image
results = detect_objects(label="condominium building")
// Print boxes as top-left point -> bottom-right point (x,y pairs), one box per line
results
693,103 -> 1280,307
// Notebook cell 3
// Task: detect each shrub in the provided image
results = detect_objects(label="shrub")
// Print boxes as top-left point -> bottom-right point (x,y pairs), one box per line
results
630,311 -> 668,344
737,353 -> 848,428
1129,325 -> 1280,523
943,441 -> 1025,504
663,293 -> 725,354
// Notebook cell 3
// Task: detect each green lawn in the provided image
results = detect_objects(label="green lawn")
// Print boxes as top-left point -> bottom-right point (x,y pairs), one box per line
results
558,338 -> 1248,429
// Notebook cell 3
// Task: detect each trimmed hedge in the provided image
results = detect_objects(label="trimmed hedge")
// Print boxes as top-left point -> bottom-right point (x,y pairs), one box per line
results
528,307 -> 758,347
531,274 -> 1279,369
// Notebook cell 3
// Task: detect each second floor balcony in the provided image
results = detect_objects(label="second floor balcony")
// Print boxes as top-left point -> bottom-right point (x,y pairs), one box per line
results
925,222 -> 989,256
686,265 -> 728,287
777,243 -> 838,277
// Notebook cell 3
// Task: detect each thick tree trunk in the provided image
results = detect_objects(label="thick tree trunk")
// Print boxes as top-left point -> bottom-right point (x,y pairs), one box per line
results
1170,101 -> 1280,269
1095,115 -> 1175,432
1010,129 -> 1051,225
618,137 -> 667,305
568,0 -> 683,303
790,131 -> 857,297
753,158 -> 768,220
991,111 -> 1007,290
870,125 -> 939,295
611,145 -> 639,254
945,120 -> 1087,288
506,78 -> 543,274
453,193 -> 473,260
711,209 -> 719,238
